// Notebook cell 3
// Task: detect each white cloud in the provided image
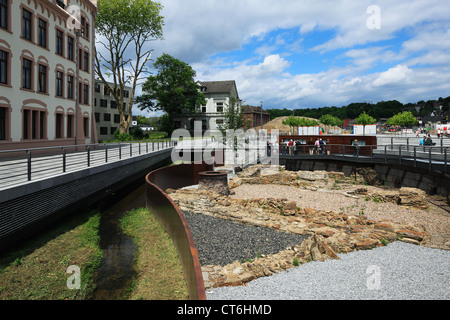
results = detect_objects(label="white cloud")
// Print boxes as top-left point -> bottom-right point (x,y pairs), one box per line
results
373,65 -> 413,87
120,0 -> 450,112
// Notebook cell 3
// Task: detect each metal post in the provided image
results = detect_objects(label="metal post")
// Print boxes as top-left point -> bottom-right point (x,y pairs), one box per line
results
119,143 -> 122,159
429,147 -> 432,171
62,148 -> 66,172
87,146 -> 90,167
27,150 -> 32,181
414,146 -> 417,168
399,145 -> 401,165
105,144 -> 108,163
384,145 -> 387,164
130,142 -> 132,157
445,148 -> 447,171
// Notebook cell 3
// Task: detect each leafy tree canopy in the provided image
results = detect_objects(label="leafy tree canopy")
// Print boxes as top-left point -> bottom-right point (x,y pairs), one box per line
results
386,111 -> 418,127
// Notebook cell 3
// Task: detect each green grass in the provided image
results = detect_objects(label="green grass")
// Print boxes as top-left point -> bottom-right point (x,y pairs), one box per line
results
0,211 -> 102,300
120,207 -> 188,300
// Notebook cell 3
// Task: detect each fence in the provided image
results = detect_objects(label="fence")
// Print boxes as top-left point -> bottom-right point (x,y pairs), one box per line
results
279,143 -> 449,173
0,139 -> 176,190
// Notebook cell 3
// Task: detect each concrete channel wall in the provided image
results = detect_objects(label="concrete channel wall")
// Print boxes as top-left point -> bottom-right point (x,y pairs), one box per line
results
282,158 -> 450,196
145,163 -> 213,300
0,148 -> 173,252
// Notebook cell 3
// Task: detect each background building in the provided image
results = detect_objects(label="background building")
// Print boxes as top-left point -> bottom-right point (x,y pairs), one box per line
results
242,105 -> 270,129
94,79 -> 132,141
0,0 -> 97,150
173,80 -> 242,133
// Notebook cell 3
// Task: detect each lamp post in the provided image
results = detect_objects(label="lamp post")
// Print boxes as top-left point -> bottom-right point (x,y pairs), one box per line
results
260,101 -> 263,132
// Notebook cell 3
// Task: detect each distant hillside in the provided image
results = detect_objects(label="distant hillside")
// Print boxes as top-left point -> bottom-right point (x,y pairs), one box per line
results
257,116 -> 340,133
266,96 -> 450,121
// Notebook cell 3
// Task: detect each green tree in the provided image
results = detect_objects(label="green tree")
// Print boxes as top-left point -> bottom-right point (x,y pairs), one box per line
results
136,54 -> 206,134
282,116 -> 318,134
219,99 -> 250,132
95,0 -> 164,134
355,112 -> 376,135
136,115 -> 150,126
319,114 -> 344,127
386,111 -> 418,127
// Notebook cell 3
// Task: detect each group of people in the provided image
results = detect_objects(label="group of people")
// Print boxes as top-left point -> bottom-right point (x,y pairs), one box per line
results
419,134 -> 436,146
280,138 -> 329,155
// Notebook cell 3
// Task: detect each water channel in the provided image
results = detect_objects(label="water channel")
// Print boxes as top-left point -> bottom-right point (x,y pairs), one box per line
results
91,183 -> 146,300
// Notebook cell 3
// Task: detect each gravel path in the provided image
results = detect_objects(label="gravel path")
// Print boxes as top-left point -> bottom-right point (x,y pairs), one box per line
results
206,241 -> 450,300
182,210 -> 308,266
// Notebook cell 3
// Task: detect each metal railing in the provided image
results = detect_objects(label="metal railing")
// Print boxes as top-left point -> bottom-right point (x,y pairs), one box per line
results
278,143 -> 449,173
0,139 -> 176,190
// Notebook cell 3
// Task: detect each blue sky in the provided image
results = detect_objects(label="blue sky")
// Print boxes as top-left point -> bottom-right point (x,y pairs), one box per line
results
128,0 -> 450,116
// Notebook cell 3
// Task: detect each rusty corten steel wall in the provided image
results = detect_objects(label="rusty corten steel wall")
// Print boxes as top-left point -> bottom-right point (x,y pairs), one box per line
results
145,163 -> 213,300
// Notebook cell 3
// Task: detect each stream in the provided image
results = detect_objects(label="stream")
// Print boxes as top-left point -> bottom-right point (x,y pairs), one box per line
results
91,184 -> 146,300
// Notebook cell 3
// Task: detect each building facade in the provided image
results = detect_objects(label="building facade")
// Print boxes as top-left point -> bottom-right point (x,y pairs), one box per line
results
0,0 -> 97,151
173,80 -> 242,133
242,105 -> 270,129
94,79 -> 132,142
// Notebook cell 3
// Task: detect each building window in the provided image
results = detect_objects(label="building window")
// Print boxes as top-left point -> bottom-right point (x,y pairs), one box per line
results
78,82 -> 82,103
216,103 -> 224,113
67,36 -> 74,60
202,106 -> 206,113
78,49 -> 83,69
123,90 -> 129,98
55,113 -> 63,139
80,17 -> 85,38
103,86 -> 110,96
104,113 -> 111,121
67,75 -> 74,99
95,82 -> 100,92
0,106 -> 6,140
100,99 -> 107,107
56,71 -> 63,97
114,114 -> 120,123
0,50 -> 7,84
83,51 -> 89,72
83,84 -> 89,104
67,114 -> 73,138
38,64 -> 47,93
56,29 -> 64,55
110,100 -> 117,108
38,18 -> 47,48
23,109 -> 46,140
83,117 -> 89,137
111,127 -> 117,135
22,58 -> 32,89
100,127 -> 107,135
22,9 -> 32,41
95,112 -> 100,122
0,0 -> 7,30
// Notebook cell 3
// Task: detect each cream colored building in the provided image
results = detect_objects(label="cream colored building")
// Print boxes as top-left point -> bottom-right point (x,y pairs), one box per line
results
0,0 -> 97,151
173,80 -> 242,133
94,79 -> 132,142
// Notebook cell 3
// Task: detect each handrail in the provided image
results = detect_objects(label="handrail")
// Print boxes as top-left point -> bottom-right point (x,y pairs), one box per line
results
0,139 -> 177,190
278,143 -> 450,172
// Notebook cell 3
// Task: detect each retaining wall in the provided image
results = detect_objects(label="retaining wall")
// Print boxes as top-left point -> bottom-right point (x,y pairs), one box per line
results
282,158 -> 450,196
145,163 -> 213,300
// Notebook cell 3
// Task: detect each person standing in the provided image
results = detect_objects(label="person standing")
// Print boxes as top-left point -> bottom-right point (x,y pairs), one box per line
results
353,139 -> 359,157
